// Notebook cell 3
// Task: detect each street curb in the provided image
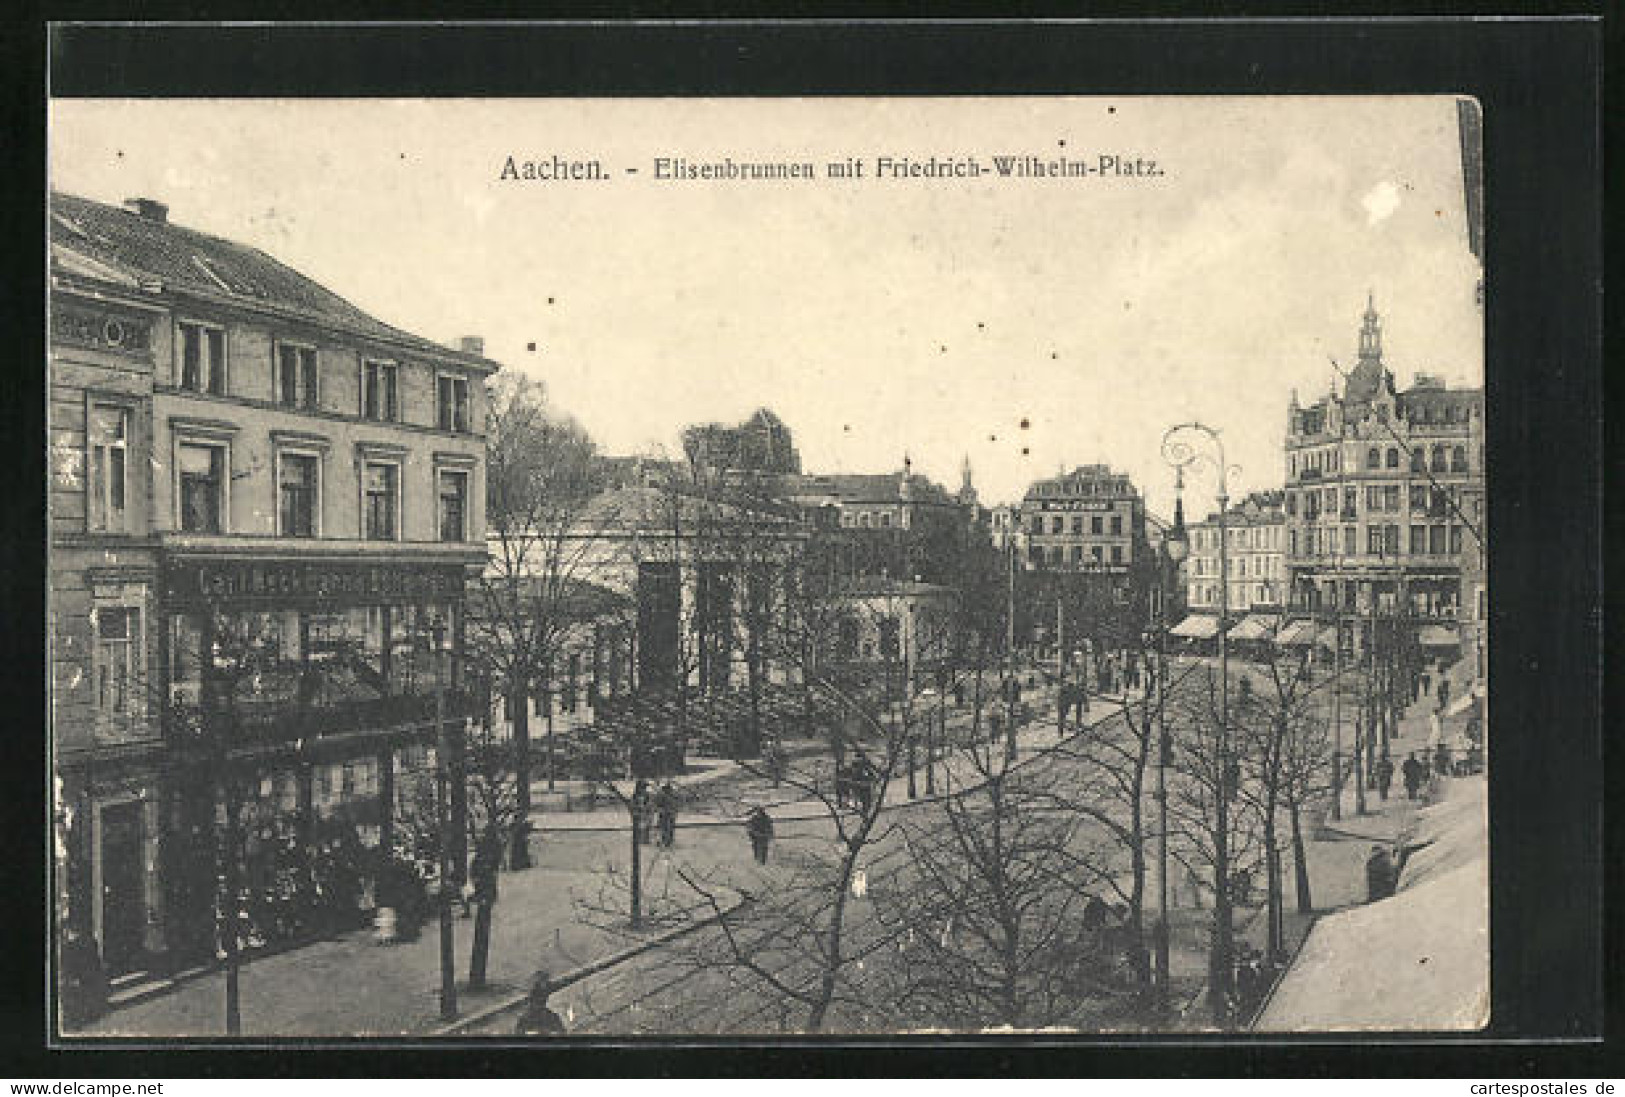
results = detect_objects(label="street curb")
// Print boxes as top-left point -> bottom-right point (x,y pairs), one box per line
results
428,893 -> 750,1036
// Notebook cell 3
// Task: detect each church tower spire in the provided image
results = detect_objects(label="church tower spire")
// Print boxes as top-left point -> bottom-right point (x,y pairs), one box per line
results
957,455 -> 977,506
1358,291 -> 1383,364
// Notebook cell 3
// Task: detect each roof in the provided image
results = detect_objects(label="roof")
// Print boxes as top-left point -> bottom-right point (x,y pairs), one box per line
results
571,485 -> 806,537
1227,615 -> 1278,642
1170,614 -> 1220,639
50,191 -> 496,371
1397,386 -> 1482,425
785,471 -> 954,506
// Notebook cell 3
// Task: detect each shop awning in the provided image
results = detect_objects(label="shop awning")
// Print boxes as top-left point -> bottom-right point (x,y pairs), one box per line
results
1275,620 -> 1320,646
1227,615 -> 1276,642
1170,614 -> 1220,639
1418,624 -> 1460,648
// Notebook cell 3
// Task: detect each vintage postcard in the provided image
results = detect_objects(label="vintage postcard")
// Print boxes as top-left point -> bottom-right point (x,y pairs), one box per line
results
48,95 -> 1487,1038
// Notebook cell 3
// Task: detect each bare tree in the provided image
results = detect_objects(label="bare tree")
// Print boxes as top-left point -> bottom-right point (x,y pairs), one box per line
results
1163,661 -> 1265,1028
469,371 -> 604,869
872,707 -> 1128,1030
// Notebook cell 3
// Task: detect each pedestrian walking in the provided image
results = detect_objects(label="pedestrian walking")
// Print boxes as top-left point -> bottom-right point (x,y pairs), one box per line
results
745,805 -> 774,864
1401,753 -> 1422,800
655,781 -> 678,848
630,778 -> 651,846
1365,844 -> 1397,902
514,971 -> 567,1035
1375,755 -> 1395,801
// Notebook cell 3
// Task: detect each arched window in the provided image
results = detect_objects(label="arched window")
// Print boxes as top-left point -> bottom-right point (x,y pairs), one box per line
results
1366,447 -> 1381,469
1386,447 -> 1399,468
1451,445 -> 1467,473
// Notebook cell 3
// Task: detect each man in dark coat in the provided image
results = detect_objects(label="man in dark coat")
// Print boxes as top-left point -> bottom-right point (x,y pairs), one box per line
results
745,806 -> 774,864
655,782 -> 679,848
1401,753 -> 1422,800
1433,742 -> 1451,779
1375,755 -> 1395,801
514,971 -> 567,1035
1365,845 -> 1397,902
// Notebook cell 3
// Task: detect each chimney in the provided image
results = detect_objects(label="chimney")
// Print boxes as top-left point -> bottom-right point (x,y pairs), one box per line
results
122,197 -> 169,223
457,336 -> 485,356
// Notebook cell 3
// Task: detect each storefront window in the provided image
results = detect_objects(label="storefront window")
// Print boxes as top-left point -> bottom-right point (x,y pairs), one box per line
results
390,603 -> 456,697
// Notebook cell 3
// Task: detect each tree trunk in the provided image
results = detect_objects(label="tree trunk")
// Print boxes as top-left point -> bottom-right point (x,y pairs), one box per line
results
1289,801 -> 1313,913
1128,747 -> 1150,986
1263,813 -> 1281,959
468,899 -> 494,989
629,809 -> 642,929
510,687 -> 532,870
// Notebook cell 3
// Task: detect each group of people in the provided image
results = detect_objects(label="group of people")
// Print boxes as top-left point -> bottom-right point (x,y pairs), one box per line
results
834,756 -> 879,812
629,779 -> 682,848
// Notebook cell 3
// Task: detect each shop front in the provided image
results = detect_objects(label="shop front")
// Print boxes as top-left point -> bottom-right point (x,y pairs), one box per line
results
158,554 -> 479,965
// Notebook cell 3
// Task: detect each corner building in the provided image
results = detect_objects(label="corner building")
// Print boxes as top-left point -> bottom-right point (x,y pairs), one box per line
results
50,193 -> 494,978
1283,299 -> 1484,650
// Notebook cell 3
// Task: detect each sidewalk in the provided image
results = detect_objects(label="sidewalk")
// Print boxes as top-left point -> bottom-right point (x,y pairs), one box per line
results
1246,692 -> 1488,1030
76,816 -> 762,1037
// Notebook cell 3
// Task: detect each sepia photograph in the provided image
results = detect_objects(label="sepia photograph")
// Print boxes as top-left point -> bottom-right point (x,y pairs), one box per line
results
47,94 -> 1489,1040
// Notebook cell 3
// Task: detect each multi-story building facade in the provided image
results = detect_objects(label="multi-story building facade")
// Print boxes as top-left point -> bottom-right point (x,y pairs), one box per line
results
1283,298 -> 1484,650
50,193 -> 495,979
1184,491 -> 1286,615
782,457 -> 974,584
1018,464 -> 1147,577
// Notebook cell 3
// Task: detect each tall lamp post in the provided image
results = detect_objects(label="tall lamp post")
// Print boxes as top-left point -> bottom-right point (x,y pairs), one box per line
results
1153,486 -> 1189,1010
1162,421 -> 1238,1027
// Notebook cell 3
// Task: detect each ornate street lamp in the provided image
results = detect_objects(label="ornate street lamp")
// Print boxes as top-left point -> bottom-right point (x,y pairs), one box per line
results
1154,483 -> 1189,1009
1162,421 -> 1240,1027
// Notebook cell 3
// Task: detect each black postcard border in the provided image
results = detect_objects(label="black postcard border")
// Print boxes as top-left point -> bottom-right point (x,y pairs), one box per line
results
5,13 -> 1609,1078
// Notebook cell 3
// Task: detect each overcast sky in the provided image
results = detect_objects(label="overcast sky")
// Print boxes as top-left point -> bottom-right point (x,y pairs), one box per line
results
50,97 -> 1482,517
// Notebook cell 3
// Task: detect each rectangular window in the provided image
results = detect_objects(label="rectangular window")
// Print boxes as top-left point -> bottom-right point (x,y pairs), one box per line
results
1090,545 -> 1103,564
1449,524 -> 1464,555
177,442 -> 226,533
1071,545 -> 1082,562
438,469 -> 468,542
177,321 -> 226,394
1071,516 -> 1083,534
277,344 -> 318,409
1051,516 -> 1063,534
88,404 -> 129,533
1410,525 -> 1425,555
1110,515 -> 1123,535
278,452 -> 319,537
1091,516 -> 1103,535
1385,486 -> 1400,512
1429,525 -> 1447,555
94,606 -> 139,718
1110,544 -> 1123,564
1285,492 -> 1297,517
364,462 -> 399,540
1367,525 -> 1383,555
1385,524 -> 1400,556
362,361 -> 399,422
437,375 -> 470,432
